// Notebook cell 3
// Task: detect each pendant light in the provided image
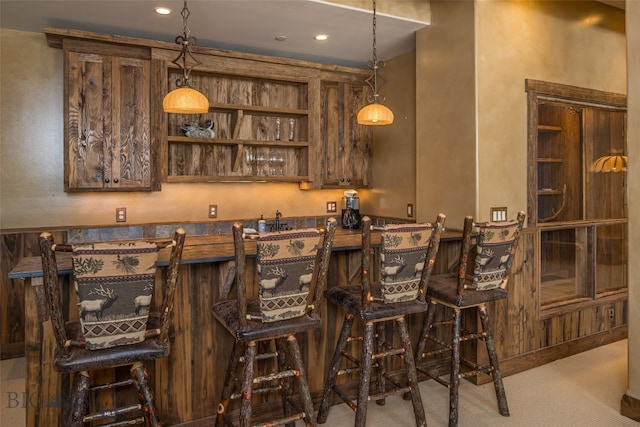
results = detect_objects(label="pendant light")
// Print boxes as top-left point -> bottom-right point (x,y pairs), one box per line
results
357,0 -> 394,126
590,154 -> 628,172
162,1 -> 209,114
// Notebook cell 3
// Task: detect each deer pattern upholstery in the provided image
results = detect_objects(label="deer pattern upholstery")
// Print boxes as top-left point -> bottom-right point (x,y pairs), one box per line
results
472,220 -> 523,290
71,242 -> 159,349
256,228 -> 320,322
380,224 -> 435,303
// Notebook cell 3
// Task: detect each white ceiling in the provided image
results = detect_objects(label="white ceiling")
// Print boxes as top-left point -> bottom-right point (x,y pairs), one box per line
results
0,0 -> 429,68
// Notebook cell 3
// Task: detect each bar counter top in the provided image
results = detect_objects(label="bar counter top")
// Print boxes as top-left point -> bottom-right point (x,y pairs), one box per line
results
9,227 -> 462,279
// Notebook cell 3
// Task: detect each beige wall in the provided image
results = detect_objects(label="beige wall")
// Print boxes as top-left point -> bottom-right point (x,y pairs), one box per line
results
415,0 -> 476,229
626,0 -> 640,403
0,29 -> 358,230
367,51 -> 418,220
416,0 -> 625,229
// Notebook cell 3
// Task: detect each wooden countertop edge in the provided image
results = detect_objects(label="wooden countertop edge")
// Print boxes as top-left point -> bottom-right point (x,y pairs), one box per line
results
8,229 -> 462,279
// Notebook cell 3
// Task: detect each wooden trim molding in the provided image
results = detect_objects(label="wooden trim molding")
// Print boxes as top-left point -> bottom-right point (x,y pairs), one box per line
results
621,394 -> 640,422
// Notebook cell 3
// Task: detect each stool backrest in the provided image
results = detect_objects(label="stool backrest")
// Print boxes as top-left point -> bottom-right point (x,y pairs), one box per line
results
361,213 -> 446,307
39,228 -> 186,352
456,211 -> 526,295
380,220 -> 443,302
232,218 -> 337,324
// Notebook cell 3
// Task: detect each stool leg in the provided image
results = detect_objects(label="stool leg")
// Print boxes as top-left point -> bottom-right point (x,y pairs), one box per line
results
276,337 -> 295,427
375,321 -> 386,406
478,304 -> 509,417
355,321 -> 374,427
317,313 -> 355,423
397,317 -> 426,427
216,341 -> 244,427
415,300 -> 437,365
69,371 -> 90,427
131,362 -> 160,427
239,341 -> 257,427
286,335 -> 316,426
449,308 -> 461,427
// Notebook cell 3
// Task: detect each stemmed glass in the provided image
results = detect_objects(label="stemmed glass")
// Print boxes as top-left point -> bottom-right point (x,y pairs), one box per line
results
244,147 -> 255,176
276,152 -> 285,176
255,151 -> 267,176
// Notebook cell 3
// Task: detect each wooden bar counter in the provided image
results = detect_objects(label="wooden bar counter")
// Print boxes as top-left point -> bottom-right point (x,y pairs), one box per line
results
8,228 -> 462,426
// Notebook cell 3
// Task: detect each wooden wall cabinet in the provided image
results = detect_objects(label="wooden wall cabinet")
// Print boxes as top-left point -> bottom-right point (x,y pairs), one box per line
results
319,81 -> 372,188
63,39 -> 153,191
526,79 -> 627,310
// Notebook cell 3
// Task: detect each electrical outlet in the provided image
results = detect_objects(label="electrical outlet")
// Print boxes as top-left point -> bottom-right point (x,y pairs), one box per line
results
491,207 -> 508,222
209,204 -> 218,218
116,207 -> 126,223
326,201 -> 337,213
608,308 -> 615,320
407,203 -> 414,218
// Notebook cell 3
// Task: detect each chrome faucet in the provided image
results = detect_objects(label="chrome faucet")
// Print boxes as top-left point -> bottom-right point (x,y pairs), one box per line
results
275,210 -> 282,230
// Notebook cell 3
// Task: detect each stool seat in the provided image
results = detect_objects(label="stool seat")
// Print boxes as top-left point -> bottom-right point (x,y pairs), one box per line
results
427,274 -> 508,308
212,299 -> 322,342
324,285 -> 429,321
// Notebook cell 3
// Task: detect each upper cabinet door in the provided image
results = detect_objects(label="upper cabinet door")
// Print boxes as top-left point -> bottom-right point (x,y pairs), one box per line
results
320,81 -> 372,188
65,44 -> 152,191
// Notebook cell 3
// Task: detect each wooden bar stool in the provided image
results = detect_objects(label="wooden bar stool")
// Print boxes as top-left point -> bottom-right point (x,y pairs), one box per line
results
317,214 -> 446,427
38,228 -> 186,427
212,218 -> 337,427
413,212 -> 525,427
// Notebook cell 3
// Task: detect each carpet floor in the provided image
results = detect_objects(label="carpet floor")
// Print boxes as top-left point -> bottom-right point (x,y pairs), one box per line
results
1,339 -> 637,426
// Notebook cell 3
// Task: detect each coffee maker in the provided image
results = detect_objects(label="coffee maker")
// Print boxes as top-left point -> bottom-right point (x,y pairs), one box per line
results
341,190 -> 361,229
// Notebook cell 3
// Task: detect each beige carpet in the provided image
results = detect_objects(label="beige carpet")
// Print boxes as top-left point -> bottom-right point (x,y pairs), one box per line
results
1,340 -> 637,426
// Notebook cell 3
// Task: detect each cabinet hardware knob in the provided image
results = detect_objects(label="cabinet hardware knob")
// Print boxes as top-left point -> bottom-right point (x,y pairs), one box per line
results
104,178 -> 110,183
113,178 -> 119,183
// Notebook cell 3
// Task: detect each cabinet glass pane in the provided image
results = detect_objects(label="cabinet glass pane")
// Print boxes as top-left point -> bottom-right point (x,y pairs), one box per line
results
540,228 -> 588,305
596,223 -> 627,293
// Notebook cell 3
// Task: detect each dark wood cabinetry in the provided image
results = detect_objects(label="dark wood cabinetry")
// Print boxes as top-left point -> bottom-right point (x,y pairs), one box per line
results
63,40 -> 152,191
46,27 -> 373,190
526,79 -> 627,310
320,81 -> 372,188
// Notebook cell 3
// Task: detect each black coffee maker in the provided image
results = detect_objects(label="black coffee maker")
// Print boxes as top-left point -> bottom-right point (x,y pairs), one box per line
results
341,190 -> 361,229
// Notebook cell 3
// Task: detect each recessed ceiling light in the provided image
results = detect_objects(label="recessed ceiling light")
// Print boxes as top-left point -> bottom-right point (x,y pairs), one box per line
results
154,7 -> 172,15
314,34 -> 329,41
275,35 -> 287,42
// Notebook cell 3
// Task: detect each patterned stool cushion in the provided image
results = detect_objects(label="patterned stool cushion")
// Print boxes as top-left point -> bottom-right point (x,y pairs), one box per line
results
257,229 -> 320,322
71,242 -> 158,349
473,221 -> 521,290
380,223 -> 433,303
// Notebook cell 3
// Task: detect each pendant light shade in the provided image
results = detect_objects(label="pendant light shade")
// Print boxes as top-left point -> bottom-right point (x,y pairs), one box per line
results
163,1 -> 209,114
357,0 -> 393,126
590,155 -> 628,172
163,87 -> 209,114
357,102 -> 394,125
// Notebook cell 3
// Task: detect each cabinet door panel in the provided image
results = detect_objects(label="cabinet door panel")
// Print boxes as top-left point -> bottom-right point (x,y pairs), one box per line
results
67,52 -> 108,190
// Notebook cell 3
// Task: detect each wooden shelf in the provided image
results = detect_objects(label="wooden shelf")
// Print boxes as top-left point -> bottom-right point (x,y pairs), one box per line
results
538,189 -> 563,195
168,136 -> 309,148
537,157 -> 563,163
208,103 -> 308,117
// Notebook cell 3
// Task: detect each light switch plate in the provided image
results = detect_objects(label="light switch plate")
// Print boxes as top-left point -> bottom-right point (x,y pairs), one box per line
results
491,207 -> 508,222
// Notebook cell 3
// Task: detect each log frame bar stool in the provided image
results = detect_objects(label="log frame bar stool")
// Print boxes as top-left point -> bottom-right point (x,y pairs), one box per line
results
38,228 -> 186,427
317,214 -> 446,427
413,211 -> 525,427
213,218 -> 337,427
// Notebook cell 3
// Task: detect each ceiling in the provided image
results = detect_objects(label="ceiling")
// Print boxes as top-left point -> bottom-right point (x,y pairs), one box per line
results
0,0 -> 429,68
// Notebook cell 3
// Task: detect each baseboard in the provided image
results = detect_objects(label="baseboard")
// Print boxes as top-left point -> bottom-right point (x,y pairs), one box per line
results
621,394 -> 640,421
0,342 -> 24,360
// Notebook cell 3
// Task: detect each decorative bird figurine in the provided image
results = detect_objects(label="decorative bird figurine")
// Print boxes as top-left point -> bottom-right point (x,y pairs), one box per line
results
182,119 -> 215,138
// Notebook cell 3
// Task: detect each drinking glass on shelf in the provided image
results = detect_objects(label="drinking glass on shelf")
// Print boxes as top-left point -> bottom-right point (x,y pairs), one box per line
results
269,153 -> 278,176
275,118 -> 282,141
256,151 -> 267,176
276,152 -> 285,176
288,118 -> 295,141
244,147 -> 255,176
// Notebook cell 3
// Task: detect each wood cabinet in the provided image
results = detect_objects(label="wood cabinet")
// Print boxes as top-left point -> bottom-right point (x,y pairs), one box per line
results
63,39 -> 153,191
526,79 -> 627,310
46,26 -> 372,189
320,81 -> 372,188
